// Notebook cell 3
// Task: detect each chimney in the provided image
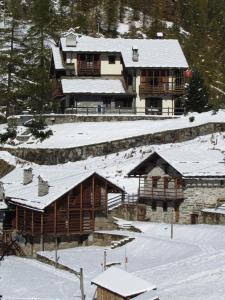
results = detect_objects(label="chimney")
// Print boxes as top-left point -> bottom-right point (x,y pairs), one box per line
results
132,45 -> 139,62
38,175 -> 49,197
23,167 -> 33,185
156,32 -> 164,39
0,182 -> 5,200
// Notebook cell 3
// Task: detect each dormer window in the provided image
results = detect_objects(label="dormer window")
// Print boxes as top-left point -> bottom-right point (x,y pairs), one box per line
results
65,28 -> 78,47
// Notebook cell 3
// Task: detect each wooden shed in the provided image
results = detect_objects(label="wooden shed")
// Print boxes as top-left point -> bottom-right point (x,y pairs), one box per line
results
91,267 -> 158,300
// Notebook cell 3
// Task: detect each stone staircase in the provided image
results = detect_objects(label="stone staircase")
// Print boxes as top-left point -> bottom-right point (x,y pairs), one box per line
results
111,237 -> 135,249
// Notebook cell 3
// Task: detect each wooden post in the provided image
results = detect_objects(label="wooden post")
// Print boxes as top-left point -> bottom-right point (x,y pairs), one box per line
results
54,201 -> 57,236
80,183 -> 83,234
16,206 -> 19,230
138,177 -> 141,200
105,180 -> 108,216
40,213 -> 44,251
92,176 -> 95,231
103,249 -> 107,271
23,209 -> 26,231
67,195 -> 70,235
171,208 -> 174,239
31,211 -> 34,256
80,268 -> 85,300
55,236 -> 58,268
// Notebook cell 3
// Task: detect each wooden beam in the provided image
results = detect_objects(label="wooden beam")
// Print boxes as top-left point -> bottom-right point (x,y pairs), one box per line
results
41,212 -> 44,251
105,180 -> 108,216
80,183 -> 83,233
16,206 -> 19,230
31,211 -> 34,236
67,194 -> 70,235
92,176 -> 95,231
23,208 -> 26,231
54,201 -> 57,236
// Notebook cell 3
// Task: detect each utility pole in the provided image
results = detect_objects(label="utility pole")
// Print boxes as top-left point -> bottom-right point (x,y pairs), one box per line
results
55,236 -> 58,268
80,268 -> 85,300
103,249 -> 107,271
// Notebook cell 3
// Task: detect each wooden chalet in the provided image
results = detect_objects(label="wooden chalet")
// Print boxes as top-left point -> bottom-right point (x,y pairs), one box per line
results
2,169 -> 124,250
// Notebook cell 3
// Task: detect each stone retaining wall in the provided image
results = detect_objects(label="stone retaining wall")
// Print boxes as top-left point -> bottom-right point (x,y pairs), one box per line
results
2,122 -> 225,165
8,113 -> 176,126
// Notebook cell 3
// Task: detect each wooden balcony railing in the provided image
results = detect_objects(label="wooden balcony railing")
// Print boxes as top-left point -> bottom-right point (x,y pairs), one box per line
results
139,77 -> 185,95
77,61 -> 101,76
139,177 -> 184,200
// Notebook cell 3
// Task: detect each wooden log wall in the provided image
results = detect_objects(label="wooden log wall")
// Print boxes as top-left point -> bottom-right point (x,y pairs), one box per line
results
12,174 -> 121,238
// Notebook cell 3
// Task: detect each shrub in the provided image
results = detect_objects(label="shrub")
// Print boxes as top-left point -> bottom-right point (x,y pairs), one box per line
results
0,127 -> 17,143
25,117 -> 53,142
189,116 -> 195,122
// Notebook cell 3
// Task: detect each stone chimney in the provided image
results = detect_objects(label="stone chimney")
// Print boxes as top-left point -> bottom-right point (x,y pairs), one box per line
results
38,175 -> 49,197
23,167 -> 33,185
132,45 -> 139,62
156,32 -> 164,39
0,182 -> 5,200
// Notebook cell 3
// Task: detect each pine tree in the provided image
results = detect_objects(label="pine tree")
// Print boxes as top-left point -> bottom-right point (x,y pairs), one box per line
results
24,0 -> 53,113
0,0 -> 27,113
185,70 -> 209,113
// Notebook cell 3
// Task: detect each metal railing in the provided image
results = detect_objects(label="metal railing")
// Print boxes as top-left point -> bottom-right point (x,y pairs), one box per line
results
64,106 -> 185,116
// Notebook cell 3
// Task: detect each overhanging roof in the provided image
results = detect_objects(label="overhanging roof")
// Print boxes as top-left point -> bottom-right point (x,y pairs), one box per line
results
61,78 -> 127,95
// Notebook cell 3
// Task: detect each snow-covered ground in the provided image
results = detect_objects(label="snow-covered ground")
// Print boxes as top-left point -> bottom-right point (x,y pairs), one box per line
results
1,222 -> 225,299
2,110 -> 225,149
1,132 -> 225,199
2,132 -> 225,197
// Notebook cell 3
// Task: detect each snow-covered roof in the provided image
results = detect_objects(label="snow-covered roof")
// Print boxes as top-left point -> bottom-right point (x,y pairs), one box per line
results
61,78 -> 126,94
52,45 -> 65,70
91,267 -> 156,297
2,166 -> 124,211
60,35 -> 188,68
129,147 -> 225,178
134,290 -> 159,300
202,203 -> 225,215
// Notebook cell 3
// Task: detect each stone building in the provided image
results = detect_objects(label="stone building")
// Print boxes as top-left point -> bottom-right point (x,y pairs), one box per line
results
128,147 -> 225,224
50,28 -> 189,115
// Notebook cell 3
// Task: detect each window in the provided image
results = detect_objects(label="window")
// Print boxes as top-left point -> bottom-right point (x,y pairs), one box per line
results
152,201 -> 157,211
108,55 -> 116,64
152,176 -> 159,188
163,202 -> 168,212
164,177 -> 170,189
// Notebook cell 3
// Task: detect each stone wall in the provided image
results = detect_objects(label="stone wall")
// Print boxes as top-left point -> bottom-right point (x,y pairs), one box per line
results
8,113 -> 176,126
2,122 -> 225,165
202,212 -> 225,225
180,185 -> 225,224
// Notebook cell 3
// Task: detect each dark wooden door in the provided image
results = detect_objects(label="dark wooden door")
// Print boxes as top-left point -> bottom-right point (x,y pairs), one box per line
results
137,204 -> 146,221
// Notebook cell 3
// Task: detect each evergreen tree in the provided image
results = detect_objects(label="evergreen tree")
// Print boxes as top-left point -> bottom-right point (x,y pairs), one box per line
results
24,0 -> 53,113
185,70 -> 209,113
0,0 -> 27,113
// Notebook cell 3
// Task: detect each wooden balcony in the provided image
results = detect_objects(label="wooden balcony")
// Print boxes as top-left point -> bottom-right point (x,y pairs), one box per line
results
139,77 -> 185,95
77,61 -> 101,76
139,177 -> 184,201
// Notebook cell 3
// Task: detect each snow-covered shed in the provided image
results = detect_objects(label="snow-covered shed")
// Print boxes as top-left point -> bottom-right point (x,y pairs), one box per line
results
91,267 -> 158,300
128,147 -> 225,224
